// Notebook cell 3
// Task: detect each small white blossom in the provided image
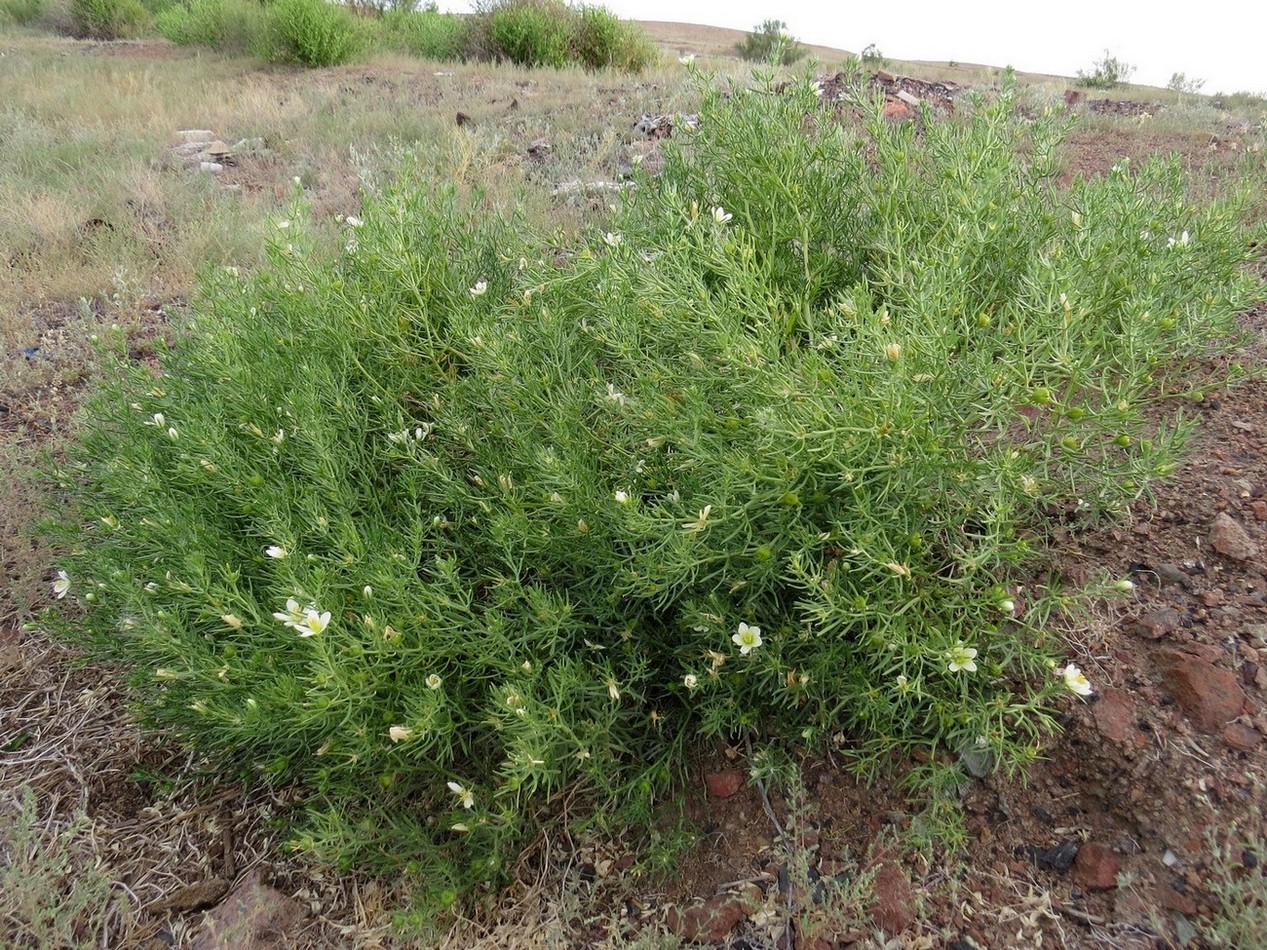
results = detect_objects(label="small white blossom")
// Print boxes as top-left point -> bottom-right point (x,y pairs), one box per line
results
678,53 -> 695,65
615,490 -> 630,504
682,505 -> 713,532
146,412 -> 166,427
447,781 -> 475,809
607,678 -> 621,701
389,725 -> 413,743
1061,663 -> 1094,696
1113,579 -> 1136,592
344,215 -> 364,227
603,232 -> 623,248
53,570 -> 71,599
998,599 -> 1016,615
265,545 -> 288,559
946,643 -> 978,673
605,383 -> 627,406
272,598 -> 305,626
469,280 -> 488,296
427,673 -> 443,690
221,614 -> 243,629
732,622 -> 763,655
295,608 -> 330,638
684,673 -> 699,689
711,206 -> 732,225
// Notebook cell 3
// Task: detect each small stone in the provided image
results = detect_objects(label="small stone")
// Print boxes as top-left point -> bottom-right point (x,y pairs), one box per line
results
896,89 -> 921,107
176,129 -> 215,142
1156,881 -> 1198,916
883,99 -> 911,120
1028,840 -> 1079,871
199,162 -> 224,172
1159,651 -> 1247,732
1131,607 -> 1180,639
1209,512 -> 1259,562
867,857 -> 915,934
1253,501 -> 1267,522
455,112 -> 472,127
1073,842 -> 1121,890
664,891 -> 757,944
190,871 -> 306,950
1222,722 -> 1262,750
1093,688 -> 1138,745
1155,563 -> 1189,586
705,768 -> 745,799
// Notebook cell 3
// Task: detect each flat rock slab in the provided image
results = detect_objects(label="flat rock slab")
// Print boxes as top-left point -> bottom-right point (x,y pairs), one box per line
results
191,870 -> 307,950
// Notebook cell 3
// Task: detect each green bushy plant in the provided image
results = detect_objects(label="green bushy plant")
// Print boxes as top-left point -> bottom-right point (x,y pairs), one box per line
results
70,0 -> 149,38
155,0 -> 261,53
0,0 -> 46,26
1076,48 -> 1135,88
483,0 -> 572,68
44,75 -> 1259,915
736,18 -> 806,65
259,0 -> 363,68
573,4 -> 655,71
380,7 -> 468,61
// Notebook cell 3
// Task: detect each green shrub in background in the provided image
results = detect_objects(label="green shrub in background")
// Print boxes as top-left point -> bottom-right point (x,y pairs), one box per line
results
483,0 -> 572,68
1076,48 -> 1135,88
70,0 -> 149,38
44,74 -> 1259,916
380,7 -> 469,61
0,0 -> 46,26
155,0 -> 262,53
468,0 -> 654,71
573,4 -> 655,71
259,0 -> 363,67
736,18 -> 807,65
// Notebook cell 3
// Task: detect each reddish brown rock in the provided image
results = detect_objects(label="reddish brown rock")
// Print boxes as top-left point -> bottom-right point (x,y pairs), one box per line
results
664,890 -> 759,944
1209,512 -> 1259,562
1156,881 -> 1198,916
883,99 -> 910,120
1093,688 -> 1138,745
1129,607 -> 1180,639
1159,651 -> 1247,732
867,857 -> 916,934
1073,842 -> 1121,891
1252,500 -> 1267,522
191,871 -> 306,950
1223,721 -> 1262,751
705,768 -> 745,799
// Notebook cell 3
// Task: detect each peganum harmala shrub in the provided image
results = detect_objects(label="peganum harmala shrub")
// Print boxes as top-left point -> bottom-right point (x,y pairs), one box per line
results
482,0 -> 572,68
155,0 -> 263,53
70,0 -> 149,37
259,0 -> 364,67
44,75 -> 1260,912
380,7 -> 469,61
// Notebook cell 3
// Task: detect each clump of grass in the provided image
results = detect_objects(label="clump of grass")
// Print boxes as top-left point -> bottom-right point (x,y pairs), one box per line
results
736,19 -> 806,65
42,73 -> 1260,921
470,0 -> 655,71
379,7 -> 469,61
0,786 -> 133,947
1076,49 -> 1135,89
155,0 -> 262,54
0,0 -> 46,26
259,0 -> 365,68
1206,803 -> 1267,947
69,0 -> 149,38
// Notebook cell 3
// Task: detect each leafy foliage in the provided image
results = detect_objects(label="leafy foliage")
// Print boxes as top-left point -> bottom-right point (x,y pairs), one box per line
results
736,19 -> 807,65
70,0 -> 149,38
380,7 -> 469,61
155,0 -> 261,53
1076,49 -> 1135,89
44,74 -> 1258,916
258,0 -> 364,67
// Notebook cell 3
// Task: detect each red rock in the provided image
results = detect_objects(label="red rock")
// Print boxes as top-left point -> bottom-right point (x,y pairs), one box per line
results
1209,512 -> 1259,562
1159,651 -> 1247,732
1130,607 -> 1180,639
664,890 -> 758,944
867,856 -> 915,934
191,871 -> 306,950
1252,500 -> 1267,522
1156,881 -> 1198,916
1073,842 -> 1121,891
1223,721 -> 1262,750
705,768 -> 745,798
883,99 -> 910,120
1093,688 -> 1138,745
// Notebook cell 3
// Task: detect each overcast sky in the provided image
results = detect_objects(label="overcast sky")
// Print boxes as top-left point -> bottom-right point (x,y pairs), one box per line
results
442,1 -> 1266,95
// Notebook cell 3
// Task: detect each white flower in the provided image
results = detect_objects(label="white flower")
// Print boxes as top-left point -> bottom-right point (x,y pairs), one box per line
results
603,232 -> 623,248
265,545 -> 288,559
732,622 -> 763,655
682,505 -> 713,532
167,427 -> 179,440
272,598 -> 305,626
711,206 -> 732,225
345,215 -> 364,227
605,383 -> 627,406
221,614 -> 243,629
1113,579 -> 1136,592
469,280 -> 488,296
946,643 -> 978,673
447,781 -> 475,809
426,673 -> 443,690
52,570 -> 71,599
146,412 -> 165,427
607,678 -> 621,701
1168,230 -> 1191,248
683,673 -> 699,690
678,53 -> 695,65
295,608 -> 330,638
884,342 -> 902,362
450,822 -> 470,832
363,585 -> 373,597
615,490 -> 630,504
896,673 -> 910,692
998,599 -> 1016,615
389,725 -> 413,743
1061,663 -> 1094,696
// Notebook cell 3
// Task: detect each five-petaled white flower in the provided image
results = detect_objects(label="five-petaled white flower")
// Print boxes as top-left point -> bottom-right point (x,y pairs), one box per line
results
272,598 -> 305,626
733,622 -> 763,655
603,232 -> 623,248
1061,663 -> 1094,696
52,570 -> 71,599
146,412 -> 166,427
345,215 -> 364,228
615,490 -> 630,504
295,608 -> 330,638
389,725 -> 413,743
265,545 -> 288,559
683,674 -> 699,689
946,643 -> 978,673
426,673 -> 443,690
469,280 -> 488,296
678,53 -> 695,65
711,206 -> 732,225
447,781 -> 475,809
605,383 -> 627,406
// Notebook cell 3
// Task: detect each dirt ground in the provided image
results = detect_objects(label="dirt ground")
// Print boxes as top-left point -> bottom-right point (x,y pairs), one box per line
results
2,32 -> 1265,950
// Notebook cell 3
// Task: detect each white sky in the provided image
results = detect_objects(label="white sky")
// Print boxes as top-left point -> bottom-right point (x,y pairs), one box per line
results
441,1 -> 1267,95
